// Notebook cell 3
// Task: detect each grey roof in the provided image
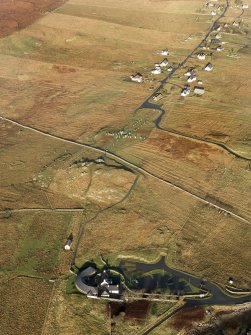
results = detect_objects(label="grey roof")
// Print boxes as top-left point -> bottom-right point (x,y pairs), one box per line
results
75,266 -> 98,295
75,266 -> 121,297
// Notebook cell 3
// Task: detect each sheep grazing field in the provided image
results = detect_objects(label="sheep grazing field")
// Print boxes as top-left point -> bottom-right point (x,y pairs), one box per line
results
0,0 -> 251,334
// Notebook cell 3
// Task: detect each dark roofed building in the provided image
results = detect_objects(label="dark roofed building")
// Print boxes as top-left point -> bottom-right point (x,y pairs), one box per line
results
75,266 -> 121,298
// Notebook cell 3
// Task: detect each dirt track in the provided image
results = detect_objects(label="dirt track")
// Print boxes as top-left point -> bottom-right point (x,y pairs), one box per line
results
0,0 -> 66,38
1,115 -> 250,226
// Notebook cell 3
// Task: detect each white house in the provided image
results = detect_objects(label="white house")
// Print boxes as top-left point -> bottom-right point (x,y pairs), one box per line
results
167,66 -> 173,72
159,58 -> 169,67
216,45 -> 224,51
211,10 -> 217,15
160,49 -> 169,56
181,85 -> 190,97
204,62 -> 213,71
233,21 -> 240,27
243,4 -> 249,9
64,233 -> 73,251
130,73 -> 144,83
187,74 -> 196,83
151,67 -> 162,75
215,33 -> 221,39
194,86 -> 205,95
197,52 -> 206,60
197,80 -> 203,85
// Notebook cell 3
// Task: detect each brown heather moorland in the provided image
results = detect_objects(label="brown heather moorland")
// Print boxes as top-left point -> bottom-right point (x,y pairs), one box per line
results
0,0 -> 251,334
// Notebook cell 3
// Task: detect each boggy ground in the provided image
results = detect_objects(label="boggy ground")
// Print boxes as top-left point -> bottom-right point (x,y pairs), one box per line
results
149,303 -> 251,335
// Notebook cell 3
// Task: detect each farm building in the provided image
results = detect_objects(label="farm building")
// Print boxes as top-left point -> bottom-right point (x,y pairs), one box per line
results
197,52 -> 206,60
184,68 -> 195,77
160,48 -> 169,56
153,93 -> 163,101
159,58 -> 169,67
194,87 -> 205,95
204,63 -> 213,71
197,80 -> 203,85
216,45 -> 224,51
75,266 -> 121,298
233,21 -> 240,27
64,233 -> 73,250
187,74 -> 196,83
130,73 -> 144,83
243,4 -> 249,9
151,67 -> 162,75
181,85 -> 190,97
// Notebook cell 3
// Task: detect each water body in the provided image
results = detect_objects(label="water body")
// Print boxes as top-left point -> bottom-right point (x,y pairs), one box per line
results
119,256 -> 251,307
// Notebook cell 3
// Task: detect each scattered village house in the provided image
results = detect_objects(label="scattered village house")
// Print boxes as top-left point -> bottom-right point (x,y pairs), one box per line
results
160,48 -> 169,56
181,85 -> 190,97
153,93 -> 163,101
75,266 -> 121,298
159,58 -> 168,67
130,73 -> 144,83
211,10 -> 217,16
216,45 -> 224,52
151,67 -> 162,75
242,4 -> 249,9
204,62 -> 213,71
197,52 -> 206,60
167,66 -> 173,72
194,86 -> 205,95
64,233 -> 73,250
187,73 -> 196,83
184,68 -> 195,77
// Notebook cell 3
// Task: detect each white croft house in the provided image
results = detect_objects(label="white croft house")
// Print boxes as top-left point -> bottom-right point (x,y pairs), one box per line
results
151,67 -> 162,75
204,63 -> 213,71
130,73 -> 144,83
